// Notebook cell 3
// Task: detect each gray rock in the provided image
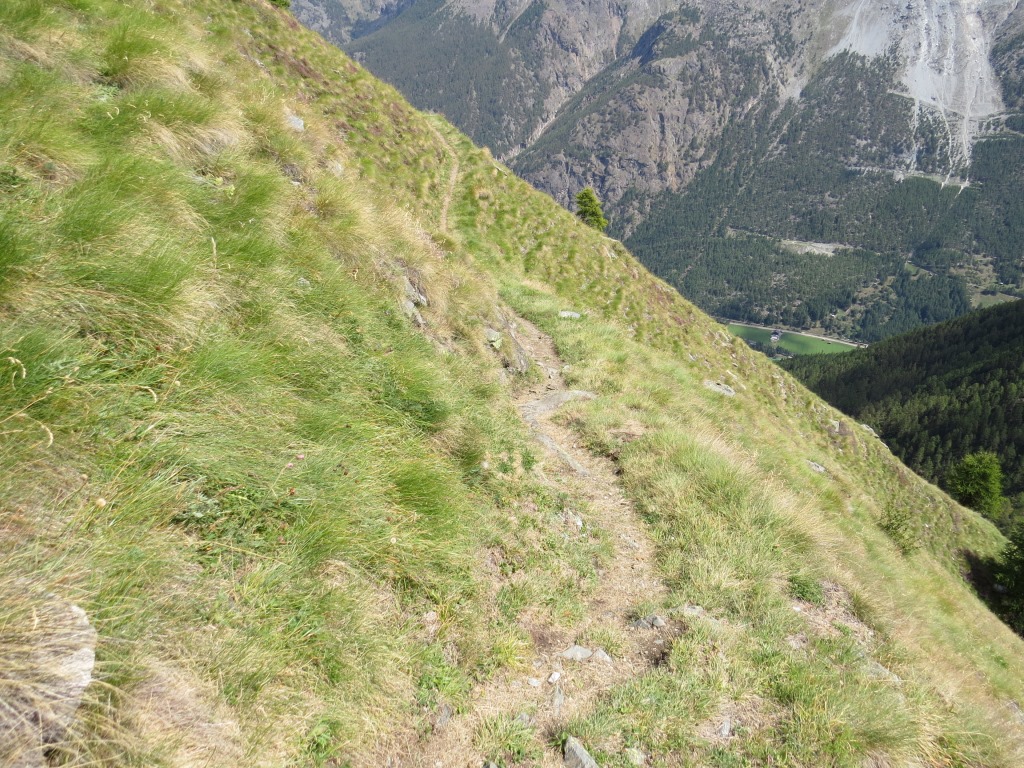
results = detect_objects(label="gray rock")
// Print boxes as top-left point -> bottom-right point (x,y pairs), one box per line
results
703,380 -> 736,397
553,685 -> 565,716
866,660 -> 901,683
403,276 -> 428,307
401,299 -> 425,328
483,762 -> 499,768
1,597 -> 97,768
630,617 -> 653,629
681,604 -> 705,617
560,645 -> 593,662
434,702 -> 454,732
806,461 -> 827,474
296,277 -> 311,290
650,615 -> 667,628
284,110 -> 305,132
516,712 -> 533,726
564,736 -> 599,768
518,390 -> 597,476
559,310 -> 582,319
548,671 -> 561,684
718,717 -> 732,738
625,747 -> 647,766
494,307 -> 531,374
591,648 -> 613,664
527,677 -> 542,688
1008,700 -> 1024,725
520,390 -> 596,420
485,328 -> 502,348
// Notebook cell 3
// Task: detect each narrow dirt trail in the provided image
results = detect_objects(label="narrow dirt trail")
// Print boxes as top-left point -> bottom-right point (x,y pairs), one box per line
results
425,117 -> 459,233
409,316 -> 669,767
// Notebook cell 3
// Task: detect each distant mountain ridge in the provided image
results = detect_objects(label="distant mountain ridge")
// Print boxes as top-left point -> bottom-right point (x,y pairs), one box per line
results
296,0 -> 1024,342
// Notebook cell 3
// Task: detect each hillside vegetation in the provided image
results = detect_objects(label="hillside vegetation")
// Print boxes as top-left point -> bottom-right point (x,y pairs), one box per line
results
2,1 -> 1024,766
785,300 -> 1024,526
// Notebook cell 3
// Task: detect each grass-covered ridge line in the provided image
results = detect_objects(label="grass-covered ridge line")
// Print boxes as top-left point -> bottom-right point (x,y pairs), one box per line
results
1,0 -> 1023,765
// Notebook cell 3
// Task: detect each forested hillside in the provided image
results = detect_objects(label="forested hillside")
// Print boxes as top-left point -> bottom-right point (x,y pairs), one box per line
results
784,300 -> 1024,523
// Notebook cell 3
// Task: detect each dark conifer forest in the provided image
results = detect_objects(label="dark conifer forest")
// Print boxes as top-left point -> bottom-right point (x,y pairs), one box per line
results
785,300 -> 1024,526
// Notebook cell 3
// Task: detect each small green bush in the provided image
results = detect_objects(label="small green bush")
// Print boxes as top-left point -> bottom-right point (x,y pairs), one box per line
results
879,503 -> 919,555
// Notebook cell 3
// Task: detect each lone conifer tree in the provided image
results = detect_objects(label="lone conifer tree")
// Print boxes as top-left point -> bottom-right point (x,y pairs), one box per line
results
575,187 -> 608,231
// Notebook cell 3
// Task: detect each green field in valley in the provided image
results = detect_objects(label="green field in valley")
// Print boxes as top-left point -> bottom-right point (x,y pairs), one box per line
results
728,324 -> 857,355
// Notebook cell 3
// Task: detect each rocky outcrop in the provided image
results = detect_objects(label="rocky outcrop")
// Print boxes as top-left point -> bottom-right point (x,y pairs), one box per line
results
0,592 -> 97,768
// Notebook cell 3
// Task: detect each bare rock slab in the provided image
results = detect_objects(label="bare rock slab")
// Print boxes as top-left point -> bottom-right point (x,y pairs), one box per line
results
560,645 -> 594,662
564,736 -> 600,768
703,380 -> 736,396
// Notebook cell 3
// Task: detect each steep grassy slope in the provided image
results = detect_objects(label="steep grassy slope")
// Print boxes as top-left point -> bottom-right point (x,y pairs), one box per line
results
1,1 -> 1023,766
784,300 -> 1024,524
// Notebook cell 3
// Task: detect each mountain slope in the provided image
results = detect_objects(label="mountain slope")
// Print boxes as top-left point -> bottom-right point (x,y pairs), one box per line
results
784,300 -> 1024,523
2,1 -> 1024,766
300,0 -> 1024,341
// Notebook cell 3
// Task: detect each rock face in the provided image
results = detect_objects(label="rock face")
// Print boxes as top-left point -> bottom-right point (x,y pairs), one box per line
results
0,595 -> 97,768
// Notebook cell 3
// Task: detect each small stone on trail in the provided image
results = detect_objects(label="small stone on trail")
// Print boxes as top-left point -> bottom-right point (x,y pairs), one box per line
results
560,645 -> 593,661
527,677 -> 541,688
681,604 -> 704,617
630,617 -> 652,629
548,671 -> 561,684
625,747 -> 647,766
806,460 -> 827,473
591,648 -> 613,664
718,717 -> 732,738
433,702 -> 454,732
553,685 -> 565,715
559,310 -> 582,319
564,736 -> 599,768
651,615 -> 667,628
